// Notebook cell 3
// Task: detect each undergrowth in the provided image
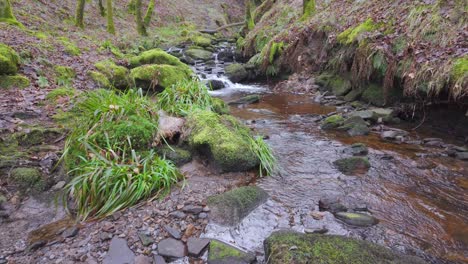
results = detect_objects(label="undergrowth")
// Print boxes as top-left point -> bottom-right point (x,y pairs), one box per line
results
249,136 -> 277,177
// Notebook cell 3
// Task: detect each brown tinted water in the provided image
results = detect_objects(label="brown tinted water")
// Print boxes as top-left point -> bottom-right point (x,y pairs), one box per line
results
217,91 -> 467,263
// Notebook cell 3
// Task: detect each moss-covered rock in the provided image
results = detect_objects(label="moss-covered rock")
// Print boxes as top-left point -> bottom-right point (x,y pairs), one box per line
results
10,167 -> 45,192
321,115 -> 345,130
208,186 -> 268,226
225,63 -> 248,83
46,87 -> 76,101
157,145 -> 192,166
94,60 -> 130,89
129,49 -> 190,70
333,157 -> 370,175
334,212 -> 379,227
0,43 -> 19,74
337,18 -> 380,44
129,64 -> 192,91
185,48 -> 213,61
186,110 -> 259,172
208,240 -> 256,264
339,116 -> 370,136
361,84 -> 385,106
0,75 -> 30,89
315,73 -> 351,96
88,70 -> 112,88
228,95 -> 260,105
14,128 -> 63,147
58,37 -> 81,56
264,231 -> 427,264
343,143 -> 368,156
344,88 -> 364,102
191,35 -> 212,47
212,98 -> 230,115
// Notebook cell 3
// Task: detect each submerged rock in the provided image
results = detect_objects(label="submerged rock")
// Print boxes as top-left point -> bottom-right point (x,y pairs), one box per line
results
381,130 -> 408,140
343,143 -> 369,156
264,230 -> 426,264
334,212 -> 378,227
225,63 -> 248,83
333,157 -> 370,175
228,95 -> 260,105
208,240 -> 255,264
103,237 -> 135,264
207,186 -> 268,226
339,116 -> 370,136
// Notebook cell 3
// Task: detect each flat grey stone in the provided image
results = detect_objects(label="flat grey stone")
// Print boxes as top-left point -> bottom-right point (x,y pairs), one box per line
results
183,205 -> 204,214
164,225 -> 181,239
134,255 -> 152,264
103,237 -> 135,264
187,237 -> 210,257
153,255 -> 167,264
138,232 -> 154,246
158,238 -> 186,258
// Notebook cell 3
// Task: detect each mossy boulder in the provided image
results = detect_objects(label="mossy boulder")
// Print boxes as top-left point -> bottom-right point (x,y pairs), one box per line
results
208,240 -> 256,264
344,88 -> 364,102
129,49 -> 190,70
88,70 -> 112,88
191,35 -> 212,47
225,63 -> 248,83
0,75 -> 30,89
94,60 -> 130,89
157,145 -> 192,166
207,186 -> 268,226
315,73 -> 351,96
185,110 -> 259,172
321,115 -> 345,130
10,167 -> 45,192
361,84 -> 402,107
338,116 -> 370,136
129,64 -> 192,91
333,157 -> 370,175
264,231 -> 427,264
0,43 -> 19,74
185,48 -> 213,61
46,87 -> 76,101
212,98 -> 230,115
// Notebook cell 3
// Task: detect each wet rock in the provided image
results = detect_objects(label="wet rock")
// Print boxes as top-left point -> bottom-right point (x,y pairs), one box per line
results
315,73 -> 351,96
206,79 -> 225,90
319,197 -> 347,213
158,238 -> 186,258
207,186 -> 268,226
208,240 -> 255,264
157,145 -> 192,166
225,63 -> 248,83
339,116 -> 370,136
103,237 -> 135,264
153,255 -> 167,264
455,152 -> 468,161
333,157 -> 370,175
423,138 -> 444,147
183,205 -> 203,214
187,237 -> 210,257
351,110 -> 373,120
62,226 -> 79,238
164,225 -> 182,239
134,255 -> 152,264
381,130 -> 408,140
321,114 -> 344,130
343,143 -> 368,156
138,232 -> 154,246
51,181 -> 66,191
304,227 -> 329,234
217,50 -> 235,62
185,48 -> 213,61
228,95 -> 260,105
264,230 -> 426,264
334,212 -> 379,227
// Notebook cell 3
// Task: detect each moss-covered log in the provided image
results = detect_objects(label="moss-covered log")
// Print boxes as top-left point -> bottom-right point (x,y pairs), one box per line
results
143,0 -> 155,27
135,0 -> 147,36
75,0 -> 86,28
302,0 -> 316,20
0,0 -> 22,26
106,0 -> 115,34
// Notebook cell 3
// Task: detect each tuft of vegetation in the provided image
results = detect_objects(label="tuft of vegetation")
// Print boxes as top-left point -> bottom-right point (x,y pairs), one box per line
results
46,87 -> 76,101
249,136 -> 277,177
58,37 -> 81,56
337,18 -> 380,44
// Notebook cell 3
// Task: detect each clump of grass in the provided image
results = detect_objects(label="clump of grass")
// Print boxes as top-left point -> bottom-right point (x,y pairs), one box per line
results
157,78 -> 216,116
249,136 -> 278,177
66,145 -> 180,220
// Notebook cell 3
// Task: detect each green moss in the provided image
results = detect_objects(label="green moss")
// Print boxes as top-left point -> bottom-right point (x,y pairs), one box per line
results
130,64 -> 192,91
0,43 -> 19,74
0,75 -> 30,89
209,240 -> 243,260
88,70 -> 112,88
157,145 -> 192,166
95,60 -> 130,89
315,73 -> 352,96
322,115 -> 345,130
451,57 -> 468,80
301,0 -> 316,20
269,41 -> 284,64
186,110 -> 259,172
264,231 -> 425,264
55,65 -> 75,86
191,35 -> 212,47
129,49 -> 190,69
225,63 -> 248,83
15,127 -> 62,147
0,0 -> 23,27
333,157 -> 370,175
46,87 -> 76,101
185,48 -> 213,61
245,0 -> 255,31
212,97 -> 230,115
337,18 -> 380,44
58,37 -> 81,56
10,167 -> 45,192
361,84 -> 385,106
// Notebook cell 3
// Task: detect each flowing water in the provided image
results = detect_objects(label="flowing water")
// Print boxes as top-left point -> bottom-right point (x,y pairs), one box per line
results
189,43 -> 468,264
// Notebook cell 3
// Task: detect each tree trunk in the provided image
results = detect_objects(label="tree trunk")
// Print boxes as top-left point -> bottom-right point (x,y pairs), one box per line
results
245,0 -> 255,31
143,0 -> 155,27
75,0 -> 86,28
302,0 -> 316,20
106,0 -> 115,34
97,0 -> 105,17
135,0 -> 147,36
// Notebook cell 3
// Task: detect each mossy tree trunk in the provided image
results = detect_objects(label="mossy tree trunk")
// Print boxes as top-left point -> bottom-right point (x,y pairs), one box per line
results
0,0 -> 22,27
97,0 -> 106,17
143,0 -> 155,27
135,0 -> 147,36
75,0 -> 86,28
106,0 -> 115,34
301,0 -> 316,20
245,0 -> 255,31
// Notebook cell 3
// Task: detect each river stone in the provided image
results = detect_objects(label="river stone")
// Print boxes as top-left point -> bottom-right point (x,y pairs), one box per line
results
381,130 -> 408,140
187,237 -> 210,257
455,152 -> 468,160
339,116 -> 370,136
207,186 -> 268,226
208,240 -> 255,264
103,237 -> 135,264
158,238 -> 186,258
333,157 -> 370,175
225,63 -> 248,83
206,79 -> 225,90
351,110 -> 374,119
153,255 -> 167,264
321,114 -> 345,130
318,197 -> 347,213
228,95 -> 260,105
343,143 -> 368,156
334,212 -> 379,227
134,255 -> 152,264
164,225 -> 181,239
185,48 -> 213,61
264,230 -> 427,264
